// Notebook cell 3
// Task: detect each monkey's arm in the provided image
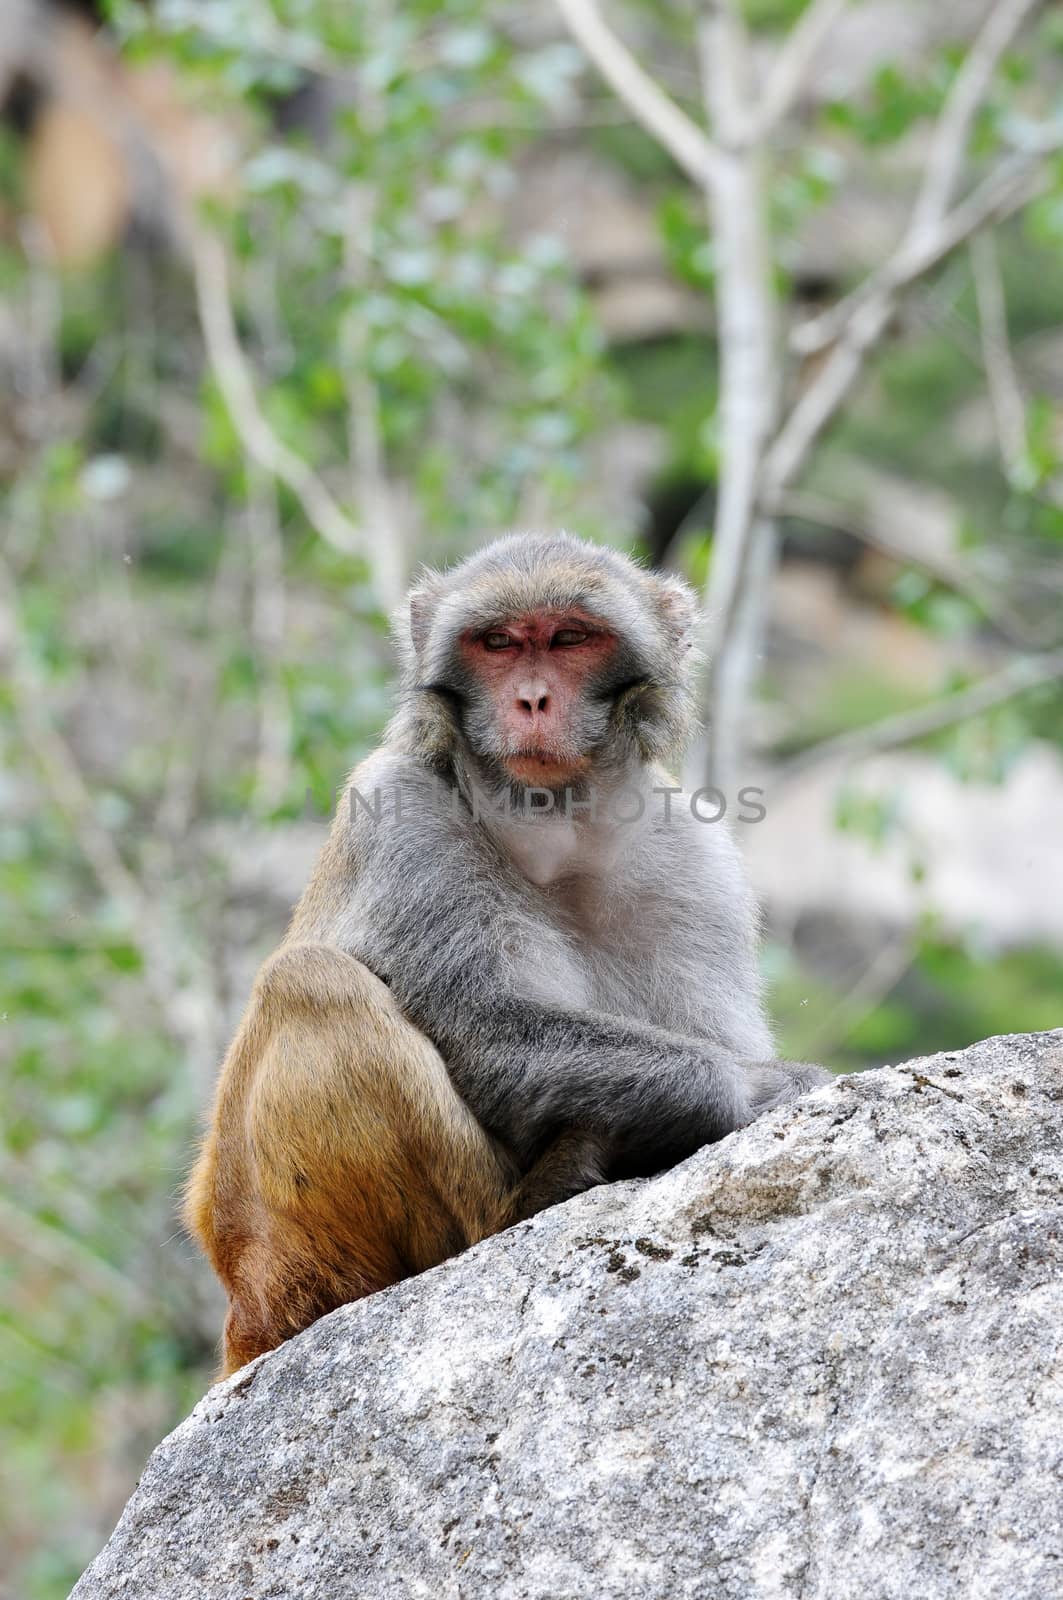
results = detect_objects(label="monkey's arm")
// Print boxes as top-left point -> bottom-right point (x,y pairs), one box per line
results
418,993 -> 750,1168
294,768 -> 755,1166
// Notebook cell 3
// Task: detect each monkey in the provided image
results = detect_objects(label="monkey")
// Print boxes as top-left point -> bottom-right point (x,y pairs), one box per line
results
185,531 -> 830,1373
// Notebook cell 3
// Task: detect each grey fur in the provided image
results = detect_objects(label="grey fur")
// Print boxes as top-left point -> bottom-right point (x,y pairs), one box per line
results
290,532 -> 829,1183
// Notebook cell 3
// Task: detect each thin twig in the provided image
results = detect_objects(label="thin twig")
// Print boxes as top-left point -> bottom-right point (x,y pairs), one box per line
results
774,649 -> 1063,785
749,0 -> 851,139
553,0 -> 724,186
970,230 -> 1027,474
190,226 -> 366,563
909,0 -> 1044,240
793,151 -> 1048,356
767,158 -> 1048,496
247,474 -> 294,813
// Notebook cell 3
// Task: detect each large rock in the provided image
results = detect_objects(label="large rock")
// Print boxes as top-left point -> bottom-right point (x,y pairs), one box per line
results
72,1032 -> 1063,1600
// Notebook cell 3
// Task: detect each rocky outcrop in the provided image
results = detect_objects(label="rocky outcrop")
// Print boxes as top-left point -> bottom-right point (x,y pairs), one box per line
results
72,1030 -> 1063,1600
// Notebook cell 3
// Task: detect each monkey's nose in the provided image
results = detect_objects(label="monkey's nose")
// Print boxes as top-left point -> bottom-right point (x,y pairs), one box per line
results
516,693 -> 550,717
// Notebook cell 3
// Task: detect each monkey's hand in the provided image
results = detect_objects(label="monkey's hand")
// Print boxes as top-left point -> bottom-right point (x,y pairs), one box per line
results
743,1060 -> 833,1122
500,1130 -> 611,1226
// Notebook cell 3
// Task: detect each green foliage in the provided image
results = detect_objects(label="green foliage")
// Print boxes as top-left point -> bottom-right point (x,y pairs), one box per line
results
658,193 -> 716,293
824,60 -> 950,147
1,829 -> 210,1597
773,934 -> 1063,1071
609,335 -> 720,479
111,0 -> 611,542
742,0 -> 814,28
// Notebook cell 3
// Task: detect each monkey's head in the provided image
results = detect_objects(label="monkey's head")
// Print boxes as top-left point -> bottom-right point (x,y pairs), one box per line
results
393,532 -> 699,787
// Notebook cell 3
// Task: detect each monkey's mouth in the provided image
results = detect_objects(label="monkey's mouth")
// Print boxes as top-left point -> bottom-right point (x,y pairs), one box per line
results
503,752 -> 589,787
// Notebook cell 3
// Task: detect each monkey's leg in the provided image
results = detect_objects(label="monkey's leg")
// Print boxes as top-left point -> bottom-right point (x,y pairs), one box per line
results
499,1131 -> 609,1227
186,944 -> 515,1374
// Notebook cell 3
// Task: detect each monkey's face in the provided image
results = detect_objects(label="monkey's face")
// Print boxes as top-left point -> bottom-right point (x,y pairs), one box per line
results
454,608 -> 620,786
403,533 -> 700,780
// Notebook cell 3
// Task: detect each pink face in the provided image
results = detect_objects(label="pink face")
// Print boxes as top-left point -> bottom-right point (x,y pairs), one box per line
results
459,610 -> 616,785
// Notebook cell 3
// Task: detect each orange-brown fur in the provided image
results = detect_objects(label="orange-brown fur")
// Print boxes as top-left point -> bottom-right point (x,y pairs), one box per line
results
185,945 -> 519,1373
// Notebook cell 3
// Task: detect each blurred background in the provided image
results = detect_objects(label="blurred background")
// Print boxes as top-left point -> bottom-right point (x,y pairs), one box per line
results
2,0 -> 1062,1593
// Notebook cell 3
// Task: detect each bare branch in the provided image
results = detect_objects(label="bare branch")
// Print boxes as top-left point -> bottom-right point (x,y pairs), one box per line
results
749,0 -> 850,139
698,0 -> 1046,781
970,230 -> 1027,474
793,142 -> 1050,357
553,0 -> 724,188
774,649 -> 1063,785
769,156 -> 1048,494
795,0 -> 1051,361
691,7 -> 780,787
773,300 -> 895,500
190,226 -> 366,563
697,9 -> 778,613
912,150 -> 1048,266
909,0 -> 1044,241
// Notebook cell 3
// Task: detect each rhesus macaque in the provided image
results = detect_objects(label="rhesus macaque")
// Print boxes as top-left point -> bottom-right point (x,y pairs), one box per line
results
186,533 -> 829,1372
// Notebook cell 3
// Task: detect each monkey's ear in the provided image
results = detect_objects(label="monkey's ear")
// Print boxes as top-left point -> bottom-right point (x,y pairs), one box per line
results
408,593 -> 433,656
651,572 -> 697,649
405,574 -> 445,660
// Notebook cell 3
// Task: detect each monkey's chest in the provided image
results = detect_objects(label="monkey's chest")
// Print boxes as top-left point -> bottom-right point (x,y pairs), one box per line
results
500,819 -> 584,887
496,825 -> 686,1030
488,813 -> 634,891
545,882 -> 680,1027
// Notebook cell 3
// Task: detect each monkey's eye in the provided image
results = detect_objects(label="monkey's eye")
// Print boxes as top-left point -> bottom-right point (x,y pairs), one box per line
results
551,628 -> 589,648
482,631 -> 515,651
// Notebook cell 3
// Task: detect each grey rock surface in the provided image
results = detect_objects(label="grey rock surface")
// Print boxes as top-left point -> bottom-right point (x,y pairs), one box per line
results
72,1031 -> 1063,1600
